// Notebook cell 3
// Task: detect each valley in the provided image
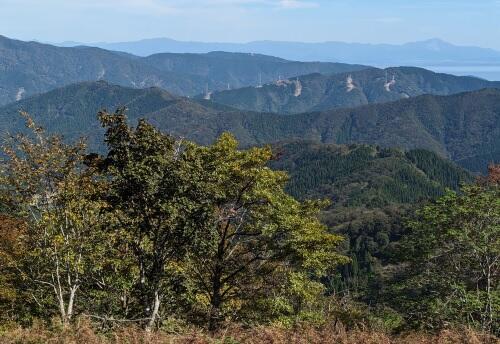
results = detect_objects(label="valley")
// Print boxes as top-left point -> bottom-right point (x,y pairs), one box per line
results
0,29 -> 498,342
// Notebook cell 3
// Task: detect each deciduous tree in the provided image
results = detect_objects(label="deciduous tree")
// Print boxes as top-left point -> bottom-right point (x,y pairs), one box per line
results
185,133 -> 348,329
99,109 -> 208,330
394,168 -> 499,334
1,113 -> 108,326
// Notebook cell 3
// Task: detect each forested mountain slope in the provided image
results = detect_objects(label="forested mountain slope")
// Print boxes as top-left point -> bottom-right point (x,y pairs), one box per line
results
190,89 -> 500,172
0,81 -> 229,149
269,141 -> 474,298
1,82 -> 498,172
204,67 -> 500,114
270,141 -> 473,206
142,51 -> 368,92
0,35 -> 367,105
0,35 -> 205,105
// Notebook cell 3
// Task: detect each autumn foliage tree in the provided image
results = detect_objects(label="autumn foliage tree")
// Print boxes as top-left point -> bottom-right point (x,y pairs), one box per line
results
482,163 -> 500,185
1,113 -> 108,326
0,214 -> 25,320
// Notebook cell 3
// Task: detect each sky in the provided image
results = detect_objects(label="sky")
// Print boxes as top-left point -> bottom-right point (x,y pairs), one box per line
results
1,0 -> 500,49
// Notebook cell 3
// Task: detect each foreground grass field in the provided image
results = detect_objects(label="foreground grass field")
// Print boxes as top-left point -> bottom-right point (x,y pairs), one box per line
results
0,322 -> 498,344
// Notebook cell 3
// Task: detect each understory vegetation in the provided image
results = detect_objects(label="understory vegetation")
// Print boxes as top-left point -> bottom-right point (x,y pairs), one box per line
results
0,110 -> 498,342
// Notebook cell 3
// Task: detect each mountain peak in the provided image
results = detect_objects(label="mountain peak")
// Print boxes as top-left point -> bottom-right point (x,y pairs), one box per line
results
403,38 -> 453,51
422,38 -> 451,50
423,38 -> 449,44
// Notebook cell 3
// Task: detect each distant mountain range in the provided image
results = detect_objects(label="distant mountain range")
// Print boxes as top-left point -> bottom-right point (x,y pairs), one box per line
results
141,51 -> 366,93
0,35 -> 366,106
1,81 -> 498,172
202,67 -> 500,114
56,37 -> 500,68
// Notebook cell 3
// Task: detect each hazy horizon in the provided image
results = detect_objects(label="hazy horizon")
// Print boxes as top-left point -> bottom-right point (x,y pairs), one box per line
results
48,37 -> 500,53
1,0 -> 500,50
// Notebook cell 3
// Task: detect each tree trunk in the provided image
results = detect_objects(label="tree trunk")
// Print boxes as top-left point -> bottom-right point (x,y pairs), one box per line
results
56,284 -> 79,327
209,219 -> 229,331
146,290 -> 160,332
209,266 -> 223,331
66,285 -> 78,323
485,262 -> 493,331
56,292 -> 67,327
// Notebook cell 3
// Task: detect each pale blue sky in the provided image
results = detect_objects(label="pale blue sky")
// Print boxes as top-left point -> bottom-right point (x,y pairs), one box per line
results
1,0 -> 499,49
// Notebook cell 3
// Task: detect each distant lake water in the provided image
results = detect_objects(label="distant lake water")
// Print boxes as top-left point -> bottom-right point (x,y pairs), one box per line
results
423,65 -> 500,81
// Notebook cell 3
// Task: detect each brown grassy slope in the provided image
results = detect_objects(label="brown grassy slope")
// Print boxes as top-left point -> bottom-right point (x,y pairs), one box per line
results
0,322 -> 498,344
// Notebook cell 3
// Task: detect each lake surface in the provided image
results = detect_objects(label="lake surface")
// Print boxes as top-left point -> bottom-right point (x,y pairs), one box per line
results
423,65 -> 500,81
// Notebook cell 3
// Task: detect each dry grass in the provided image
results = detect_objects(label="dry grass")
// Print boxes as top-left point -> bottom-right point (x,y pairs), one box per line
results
0,320 -> 497,344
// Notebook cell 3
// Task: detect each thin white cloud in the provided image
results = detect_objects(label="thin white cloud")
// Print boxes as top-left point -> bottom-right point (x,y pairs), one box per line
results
278,0 -> 319,8
81,0 -> 178,14
3,0 -> 320,12
178,0 -> 318,6
80,0 -> 320,11
3,0 -> 177,14
167,0 -> 320,9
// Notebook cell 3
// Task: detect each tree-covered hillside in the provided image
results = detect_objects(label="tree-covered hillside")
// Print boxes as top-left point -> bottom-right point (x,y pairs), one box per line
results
269,141 -> 474,307
0,35 -> 206,105
0,35 -> 367,105
143,51 -> 368,92
0,81 -> 227,150
1,82 -> 498,172
204,67 -> 500,114
270,142 -> 473,206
